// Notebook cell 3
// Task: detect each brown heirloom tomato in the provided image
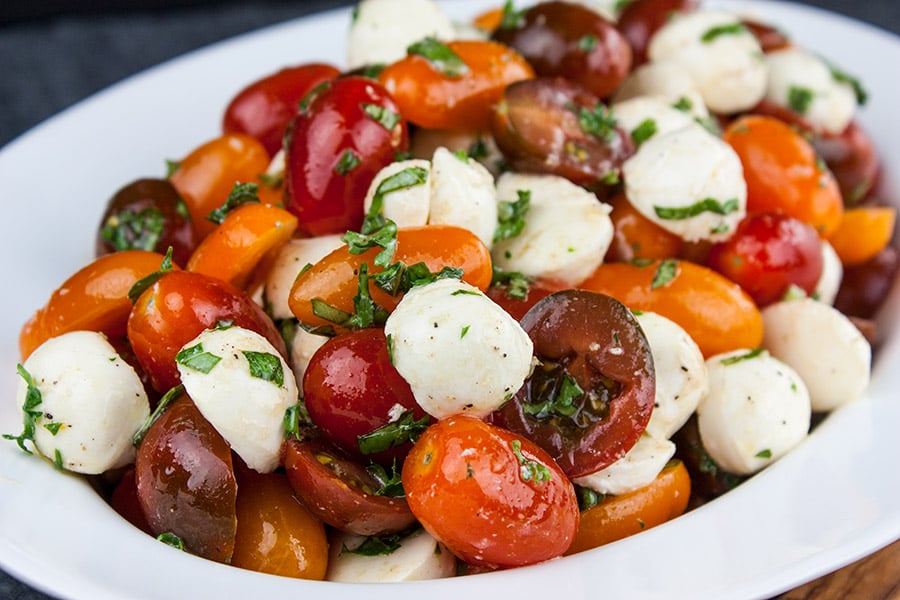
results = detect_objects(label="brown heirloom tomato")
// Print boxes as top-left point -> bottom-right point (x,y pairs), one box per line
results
616,0 -> 700,65
491,290 -> 655,478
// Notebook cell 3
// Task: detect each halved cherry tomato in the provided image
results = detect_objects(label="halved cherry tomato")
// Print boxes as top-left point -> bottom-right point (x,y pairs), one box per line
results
724,114 -> 844,237
579,259 -> 764,357
169,133 -> 273,241
186,202 -> 297,289
223,63 -> 341,157
402,415 -> 579,568
108,468 -> 152,534
826,206 -> 896,268
486,277 -> 560,322
19,250 -> 173,360
565,459 -> 691,554
606,192 -> 683,262
706,213 -> 824,307
812,120 -> 881,207
742,19 -> 792,52
288,225 -> 493,333
135,393 -> 237,563
472,7 -> 503,32
378,39 -> 534,131
127,270 -> 286,393
835,246 -> 899,319
231,469 -> 328,580
282,436 -> 416,536
490,290 -> 655,478
617,0 -> 700,65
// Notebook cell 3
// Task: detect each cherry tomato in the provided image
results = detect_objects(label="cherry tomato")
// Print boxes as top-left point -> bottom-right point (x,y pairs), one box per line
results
492,1 -> 631,99
223,63 -> 341,157
402,415 -> 579,568
580,259 -> 764,357
723,114 -> 844,237
19,250 -> 173,360
706,213 -> 824,307
282,436 -> 417,536
96,178 -> 196,267
378,39 -> 534,131
231,469 -> 328,580
673,415 -> 745,505
491,77 -> 633,189
824,206 -> 896,267
811,120 -> 881,207
127,270 -> 286,393
835,246 -> 899,320
605,192 -> 683,262
486,277 -> 560,322
616,0 -> 700,65
284,76 -> 408,237
135,393 -> 237,563
490,290 -> 655,478
566,459 -> 691,554
303,328 -> 428,464
742,19 -> 792,52
108,468 -> 152,534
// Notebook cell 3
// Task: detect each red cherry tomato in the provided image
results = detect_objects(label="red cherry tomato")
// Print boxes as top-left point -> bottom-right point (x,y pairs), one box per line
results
284,76 -> 408,237
617,0 -> 700,65
486,277 -> 560,322
223,63 -> 341,157
706,213 -> 824,307
402,415 -> 579,568
490,290 -> 655,478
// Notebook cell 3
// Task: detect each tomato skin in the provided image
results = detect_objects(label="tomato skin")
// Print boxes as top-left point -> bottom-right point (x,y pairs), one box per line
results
706,213 -> 824,307
402,415 -> 579,568
835,246 -> 899,320
811,120 -> 881,207
485,278 -> 560,322
303,328 -> 428,464
127,270 -> 286,393
378,40 -> 534,131
605,192 -> 683,262
616,0 -> 699,65
284,76 -> 408,237
223,63 -> 341,157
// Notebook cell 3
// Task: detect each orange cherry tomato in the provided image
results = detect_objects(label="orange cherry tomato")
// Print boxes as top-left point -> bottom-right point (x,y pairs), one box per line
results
579,259 -> 763,357
827,206 -> 896,267
169,133 -> 273,241
288,225 -> 493,333
231,469 -> 328,580
402,415 -> 579,568
565,459 -> 691,554
186,202 -> 297,289
723,114 -> 844,237
379,39 -> 534,131
19,250 -> 173,360
472,7 -> 503,32
606,192 -> 683,262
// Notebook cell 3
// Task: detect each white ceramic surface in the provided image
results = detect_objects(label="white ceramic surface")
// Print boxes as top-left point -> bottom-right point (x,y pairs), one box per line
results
1,2 -> 898,599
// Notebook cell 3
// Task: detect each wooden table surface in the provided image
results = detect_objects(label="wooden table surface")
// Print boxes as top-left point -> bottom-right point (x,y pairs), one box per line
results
778,538 -> 900,599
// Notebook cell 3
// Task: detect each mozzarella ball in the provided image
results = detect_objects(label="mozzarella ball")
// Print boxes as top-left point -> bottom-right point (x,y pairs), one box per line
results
429,147 -> 498,249
698,349 -> 810,475
384,278 -> 533,419
326,528 -> 456,582
264,235 -> 345,320
362,159 -> 432,229
573,434 -> 676,495
761,298 -> 871,412
648,10 -> 768,114
492,172 -> 614,286
814,240 -> 843,306
347,0 -> 455,70
613,61 -> 710,121
764,47 -> 858,135
610,96 -> 697,145
289,327 -> 330,387
16,331 -> 149,474
176,326 -> 297,473
635,311 -> 708,440
623,122 -> 747,242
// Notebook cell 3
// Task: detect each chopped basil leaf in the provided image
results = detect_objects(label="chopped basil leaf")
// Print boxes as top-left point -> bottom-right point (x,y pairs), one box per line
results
2,364 -> 45,454
720,348 -> 765,365
828,62 -> 868,105
672,96 -> 694,112
788,85 -> 814,114
650,258 -> 679,289
572,103 -> 618,143
366,460 -> 405,497
175,343 -> 222,374
490,267 -> 531,300
460,324 -> 471,339
283,402 -> 314,440
43,422 -> 62,436
242,351 -> 284,387
298,81 -> 331,115
499,0 -> 525,29
523,372 -> 584,419
127,246 -> 175,303
654,197 -> 739,220
157,532 -> 186,550
577,34 -> 598,52
258,171 -> 283,190
755,448 -> 772,459
334,149 -> 362,175
614,0 -> 634,12
342,529 -> 418,556
358,410 -> 430,455
362,103 -> 400,131
510,439 -> 552,483
53,449 -> 64,470
576,485 -> 605,511
407,36 -> 469,78
494,189 -> 531,242
207,182 -> 261,224
164,159 -> 181,178
371,261 -> 462,296
631,118 -> 658,145
311,264 -> 389,329
101,208 -> 166,253
467,137 -> 490,159
451,289 -> 480,296
701,22 -> 747,43
600,170 -> 620,186
133,385 -> 183,447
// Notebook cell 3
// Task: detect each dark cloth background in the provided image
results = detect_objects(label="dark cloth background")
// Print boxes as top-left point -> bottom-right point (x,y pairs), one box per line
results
0,0 -> 897,598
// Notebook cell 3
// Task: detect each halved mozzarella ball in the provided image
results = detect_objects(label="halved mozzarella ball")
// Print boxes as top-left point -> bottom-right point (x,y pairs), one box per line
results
492,172 -> 614,286
648,10 -> 768,114
634,311 -> 708,440
429,147 -> 498,249
623,122 -> 747,242
176,326 -> 297,473
384,278 -> 533,419
362,159 -> 432,229
573,434 -> 676,495
16,331 -> 149,474
264,235 -> 345,320
610,96 -> 697,145
764,47 -> 857,135
346,0 -> 455,70
326,528 -> 456,582
814,240 -> 843,306
613,61 -> 710,120
761,298 -> 870,412
698,349 -> 810,475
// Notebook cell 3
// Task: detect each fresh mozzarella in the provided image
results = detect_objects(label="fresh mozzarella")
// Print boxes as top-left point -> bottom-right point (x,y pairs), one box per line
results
648,10 -> 768,114
623,122 -> 747,242
761,298 -> 871,412
346,0 -> 456,70
634,311 -> 708,440
612,61 -> 710,121
698,348 -> 811,475
176,326 -> 297,473
573,434 -> 676,495
492,172 -> 614,286
363,159 -> 432,229
15,331 -> 149,475
429,146 -> 498,249
384,278 -> 533,419
814,240 -> 843,306
610,96 -> 697,145
290,327 -> 330,388
326,528 -> 456,582
264,234 -> 345,320
764,47 -> 858,135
